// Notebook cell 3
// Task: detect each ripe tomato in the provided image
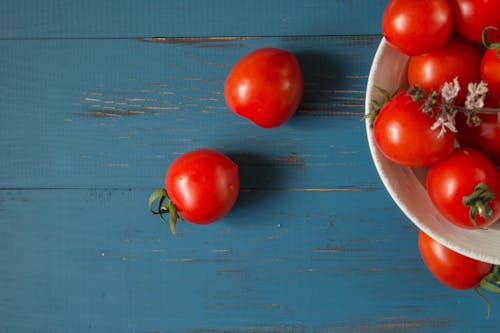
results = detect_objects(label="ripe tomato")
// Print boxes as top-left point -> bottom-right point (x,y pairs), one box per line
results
165,149 -> 239,224
449,0 -> 500,44
373,91 -> 455,167
426,148 -> 500,229
149,149 -> 239,234
418,230 -> 493,290
455,98 -> 500,164
481,41 -> 500,103
382,0 -> 452,56
224,48 -> 303,128
407,35 -> 483,105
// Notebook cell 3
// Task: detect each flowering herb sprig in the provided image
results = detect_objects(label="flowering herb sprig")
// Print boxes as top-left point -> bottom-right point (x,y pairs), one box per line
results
464,81 -> 489,126
407,78 -> 492,137
432,78 -> 460,138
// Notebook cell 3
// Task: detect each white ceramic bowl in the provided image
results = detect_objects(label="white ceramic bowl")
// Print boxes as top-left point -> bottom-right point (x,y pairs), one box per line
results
365,38 -> 500,265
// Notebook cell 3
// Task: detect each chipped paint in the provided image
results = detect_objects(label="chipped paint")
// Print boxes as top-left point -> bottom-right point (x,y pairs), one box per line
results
182,324 -> 308,333
326,318 -> 449,332
212,249 -> 232,253
140,36 -> 258,46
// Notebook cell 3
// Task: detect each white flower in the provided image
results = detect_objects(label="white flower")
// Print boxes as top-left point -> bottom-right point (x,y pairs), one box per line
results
465,81 -> 489,110
440,77 -> 461,103
431,111 -> 457,138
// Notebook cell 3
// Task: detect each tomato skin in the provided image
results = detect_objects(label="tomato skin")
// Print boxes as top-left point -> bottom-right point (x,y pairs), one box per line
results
373,91 -> 455,167
418,230 -> 492,290
224,48 -> 303,128
407,35 -> 483,105
165,149 -> 239,224
455,99 -> 500,164
481,48 -> 500,103
382,0 -> 452,56
426,148 -> 500,229
449,0 -> 500,44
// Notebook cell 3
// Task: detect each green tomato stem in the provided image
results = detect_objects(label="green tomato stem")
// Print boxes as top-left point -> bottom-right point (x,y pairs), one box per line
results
480,265 -> 500,294
475,265 -> 500,319
148,188 -> 180,236
462,182 -> 496,229
474,287 -> 491,319
482,26 -> 500,57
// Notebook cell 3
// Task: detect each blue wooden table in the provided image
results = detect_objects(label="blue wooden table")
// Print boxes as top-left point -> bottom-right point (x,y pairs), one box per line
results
1,1 -> 499,332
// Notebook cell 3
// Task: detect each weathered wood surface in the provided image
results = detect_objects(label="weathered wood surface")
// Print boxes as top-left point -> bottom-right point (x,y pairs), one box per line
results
0,0 -> 385,38
1,1 -> 499,332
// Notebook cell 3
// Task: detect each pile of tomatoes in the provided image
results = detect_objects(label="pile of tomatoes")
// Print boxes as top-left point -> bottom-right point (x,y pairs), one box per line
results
377,0 -> 500,229
376,0 -> 500,302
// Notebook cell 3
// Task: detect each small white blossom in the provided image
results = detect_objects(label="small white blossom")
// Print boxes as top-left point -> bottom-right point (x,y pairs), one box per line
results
465,81 -> 489,110
440,77 -> 461,103
431,111 -> 457,138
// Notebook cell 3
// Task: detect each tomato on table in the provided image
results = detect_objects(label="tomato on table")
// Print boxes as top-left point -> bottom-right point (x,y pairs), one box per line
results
426,148 -> 500,229
382,0 -> 452,56
418,230 -> 493,290
224,48 -> 303,128
372,91 -> 455,167
407,35 -> 483,105
149,149 -> 240,234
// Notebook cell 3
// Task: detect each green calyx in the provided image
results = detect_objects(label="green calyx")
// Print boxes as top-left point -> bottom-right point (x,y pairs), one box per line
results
364,86 -> 393,127
482,26 -> 500,57
462,182 -> 496,229
481,265 -> 500,294
148,188 -> 180,235
476,265 -> 500,319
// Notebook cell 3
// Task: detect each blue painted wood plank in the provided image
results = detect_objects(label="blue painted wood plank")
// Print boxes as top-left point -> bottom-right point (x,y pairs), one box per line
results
2,1 -> 500,332
0,0 -> 385,39
1,188 -> 498,332
0,36 -> 381,189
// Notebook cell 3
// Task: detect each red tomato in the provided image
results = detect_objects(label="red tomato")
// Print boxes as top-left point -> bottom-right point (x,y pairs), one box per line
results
455,98 -> 500,164
164,149 -> 239,226
418,230 -> 492,290
373,91 -> 455,167
449,0 -> 500,44
481,44 -> 500,103
224,48 -> 303,128
408,35 -> 483,105
382,0 -> 452,56
426,148 -> 500,229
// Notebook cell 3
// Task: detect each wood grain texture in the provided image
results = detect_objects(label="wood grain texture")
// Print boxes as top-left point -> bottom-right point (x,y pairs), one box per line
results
1,1 -> 500,332
2,189 -> 498,332
0,36 -> 379,189
0,0 -> 385,39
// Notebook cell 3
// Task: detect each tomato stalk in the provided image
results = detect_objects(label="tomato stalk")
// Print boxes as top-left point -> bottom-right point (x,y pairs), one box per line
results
481,265 -> 500,293
148,189 -> 180,235
482,26 -> 500,58
475,265 -> 500,319
365,86 -> 393,127
462,182 -> 496,229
